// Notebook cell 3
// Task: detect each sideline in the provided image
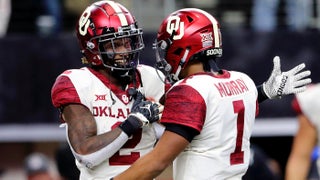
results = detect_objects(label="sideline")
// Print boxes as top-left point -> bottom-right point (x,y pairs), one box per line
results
0,117 -> 298,142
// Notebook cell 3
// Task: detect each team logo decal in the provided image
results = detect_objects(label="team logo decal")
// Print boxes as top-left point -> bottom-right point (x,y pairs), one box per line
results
95,94 -> 107,101
166,16 -> 184,40
200,32 -> 213,47
122,95 -> 129,103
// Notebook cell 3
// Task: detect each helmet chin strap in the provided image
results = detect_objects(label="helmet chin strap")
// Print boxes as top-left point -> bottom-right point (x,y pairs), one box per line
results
110,68 -> 135,85
173,48 -> 190,81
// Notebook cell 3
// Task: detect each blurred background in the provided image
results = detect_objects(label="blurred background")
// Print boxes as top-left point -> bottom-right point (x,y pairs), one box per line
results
0,0 -> 319,179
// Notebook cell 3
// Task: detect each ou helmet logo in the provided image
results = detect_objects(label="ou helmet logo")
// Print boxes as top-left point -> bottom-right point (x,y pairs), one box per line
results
166,16 -> 184,40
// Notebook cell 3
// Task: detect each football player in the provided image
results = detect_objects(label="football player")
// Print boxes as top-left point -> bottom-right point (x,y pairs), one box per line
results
51,1 -> 164,179
286,83 -> 320,180
113,8 -> 311,180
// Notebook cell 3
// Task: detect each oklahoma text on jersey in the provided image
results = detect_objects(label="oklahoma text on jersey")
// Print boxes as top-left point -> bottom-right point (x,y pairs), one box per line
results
92,106 -> 130,118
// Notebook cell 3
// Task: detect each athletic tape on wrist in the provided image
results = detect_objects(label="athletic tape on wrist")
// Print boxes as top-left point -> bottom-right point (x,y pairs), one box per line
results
119,115 -> 142,136
129,113 -> 149,126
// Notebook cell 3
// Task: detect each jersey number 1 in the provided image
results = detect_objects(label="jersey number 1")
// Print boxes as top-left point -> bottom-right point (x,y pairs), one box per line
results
230,100 -> 245,165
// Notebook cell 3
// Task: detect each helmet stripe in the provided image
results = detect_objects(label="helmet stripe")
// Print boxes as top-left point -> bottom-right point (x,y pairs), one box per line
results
183,8 -> 220,48
105,1 -> 128,26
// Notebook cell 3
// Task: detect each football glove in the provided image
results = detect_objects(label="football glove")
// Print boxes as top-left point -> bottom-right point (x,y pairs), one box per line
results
119,91 -> 160,136
263,56 -> 312,99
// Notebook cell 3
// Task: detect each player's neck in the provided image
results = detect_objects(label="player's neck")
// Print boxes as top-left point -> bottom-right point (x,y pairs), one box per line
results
98,68 -> 130,90
181,62 -> 204,78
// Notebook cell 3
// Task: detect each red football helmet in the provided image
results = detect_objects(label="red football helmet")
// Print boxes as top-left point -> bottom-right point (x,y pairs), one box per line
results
76,1 -> 144,70
154,8 -> 222,82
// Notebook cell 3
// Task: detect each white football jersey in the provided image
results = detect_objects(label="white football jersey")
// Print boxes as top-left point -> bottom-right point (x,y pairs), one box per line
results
296,84 -> 320,146
161,70 -> 258,180
54,65 -> 165,179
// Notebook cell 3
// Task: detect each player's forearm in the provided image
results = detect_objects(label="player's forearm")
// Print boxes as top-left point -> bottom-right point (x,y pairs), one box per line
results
71,128 -> 129,168
114,152 -> 167,180
285,156 -> 311,180
69,123 -> 123,155
63,104 -> 115,154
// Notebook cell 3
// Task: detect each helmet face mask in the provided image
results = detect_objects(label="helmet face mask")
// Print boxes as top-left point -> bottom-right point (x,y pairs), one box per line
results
76,1 -> 144,71
154,39 -> 175,84
101,37 -> 134,69
94,25 -> 144,70
154,8 -> 222,83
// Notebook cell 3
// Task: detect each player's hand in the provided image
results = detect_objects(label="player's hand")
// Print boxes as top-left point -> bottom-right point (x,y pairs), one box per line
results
263,56 -> 312,99
130,92 -> 160,126
119,91 -> 161,136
